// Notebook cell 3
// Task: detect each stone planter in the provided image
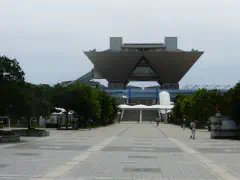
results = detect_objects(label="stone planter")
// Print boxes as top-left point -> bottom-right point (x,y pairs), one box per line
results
0,135 -> 20,142
210,116 -> 237,139
12,130 -> 50,137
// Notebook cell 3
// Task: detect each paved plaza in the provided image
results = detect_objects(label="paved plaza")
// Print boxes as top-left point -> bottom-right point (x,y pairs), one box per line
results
0,123 -> 240,180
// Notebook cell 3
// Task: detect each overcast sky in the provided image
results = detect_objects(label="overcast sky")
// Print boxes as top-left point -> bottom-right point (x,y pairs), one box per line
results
0,0 -> 239,88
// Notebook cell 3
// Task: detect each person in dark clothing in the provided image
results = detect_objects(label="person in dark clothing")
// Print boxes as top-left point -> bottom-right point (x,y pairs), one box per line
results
88,118 -> 94,130
156,118 -> 160,126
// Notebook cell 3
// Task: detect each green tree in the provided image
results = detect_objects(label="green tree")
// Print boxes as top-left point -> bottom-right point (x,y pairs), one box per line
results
32,84 -> 54,125
99,91 -> 114,125
173,89 -> 225,126
8,83 -> 53,129
0,56 -> 25,83
0,56 -> 25,116
173,95 -> 186,118
220,82 -> 240,118
51,85 -> 74,129
52,83 -> 101,128
91,99 -> 101,122
109,97 -> 118,123
190,89 -> 221,123
70,84 -> 93,126
172,83 -> 240,130
231,83 -> 240,125
234,82 -> 240,89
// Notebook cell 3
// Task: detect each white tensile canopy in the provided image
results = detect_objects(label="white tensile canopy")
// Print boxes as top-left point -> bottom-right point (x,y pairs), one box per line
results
118,104 -> 131,109
118,104 -> 173,110
117,91 -> 173,123
52,108 -> 73,115
118,104 -> 173,122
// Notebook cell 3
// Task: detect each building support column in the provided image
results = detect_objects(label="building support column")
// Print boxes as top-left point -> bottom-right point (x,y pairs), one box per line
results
164,109 -> 168,124
121,109 -> 125,121
158,109 -> 161,119
139,109 -> 142,123
128,89 -> 131,104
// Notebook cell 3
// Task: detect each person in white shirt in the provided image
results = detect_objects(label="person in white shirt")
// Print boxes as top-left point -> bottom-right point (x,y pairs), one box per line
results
190,121 -> 196,139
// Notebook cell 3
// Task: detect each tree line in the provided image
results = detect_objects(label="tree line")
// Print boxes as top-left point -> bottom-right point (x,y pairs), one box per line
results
172,83 -> 240,127
0,56 -> 118,129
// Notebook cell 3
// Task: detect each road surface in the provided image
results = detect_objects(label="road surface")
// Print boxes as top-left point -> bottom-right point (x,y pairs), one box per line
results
0,123 -> 240,180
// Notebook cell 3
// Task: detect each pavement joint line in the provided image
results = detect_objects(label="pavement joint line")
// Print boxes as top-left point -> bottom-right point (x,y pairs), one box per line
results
117,124 -> 134,136
217,164 -> 240,178
36,131 -> 79,142
37,136 -> 117,179
169,137 -> 240,180
65,161 -> 79,165
30,178 -> 56,180
87,145 -> 104,152
176,161 -> 198,164
72,154 -> 89,162
121,161 -> 137,163
12,158 -> 61,162
40,160 -> 80,178
0,175 -> 35,177
0,143 -> 27,148
121,161 -> 162,163
153,124 -> 167,137
131,148 -> 154,151
36,135 -> 61,141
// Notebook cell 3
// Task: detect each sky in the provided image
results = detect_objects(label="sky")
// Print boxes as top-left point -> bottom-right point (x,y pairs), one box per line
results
0,0 -> 239,88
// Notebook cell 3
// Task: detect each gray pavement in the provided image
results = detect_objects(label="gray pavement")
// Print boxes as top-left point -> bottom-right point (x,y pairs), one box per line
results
0,123 -> 240,180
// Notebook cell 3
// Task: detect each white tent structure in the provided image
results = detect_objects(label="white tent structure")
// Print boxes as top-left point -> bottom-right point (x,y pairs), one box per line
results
52,108 -> 74,115
118,104 -> 173,110
118,91 -> 173,123
46,108 -> 76,125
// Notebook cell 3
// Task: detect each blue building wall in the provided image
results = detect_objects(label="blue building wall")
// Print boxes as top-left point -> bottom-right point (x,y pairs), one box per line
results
105,89 -> 228,102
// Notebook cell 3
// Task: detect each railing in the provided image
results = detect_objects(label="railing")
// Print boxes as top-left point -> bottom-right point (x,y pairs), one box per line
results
182,84 -> 234,91
105,88 -> 230,93
68,69 -> 94,85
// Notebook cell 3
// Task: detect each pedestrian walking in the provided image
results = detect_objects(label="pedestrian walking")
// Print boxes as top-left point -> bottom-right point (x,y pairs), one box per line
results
117,111 -> 121,123
156,118 -> 160,126
88,118 -> 94,130
190,121 -> 196,139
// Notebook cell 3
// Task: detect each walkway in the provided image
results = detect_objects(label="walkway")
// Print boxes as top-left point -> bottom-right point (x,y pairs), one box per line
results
0,123 -> 240,180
